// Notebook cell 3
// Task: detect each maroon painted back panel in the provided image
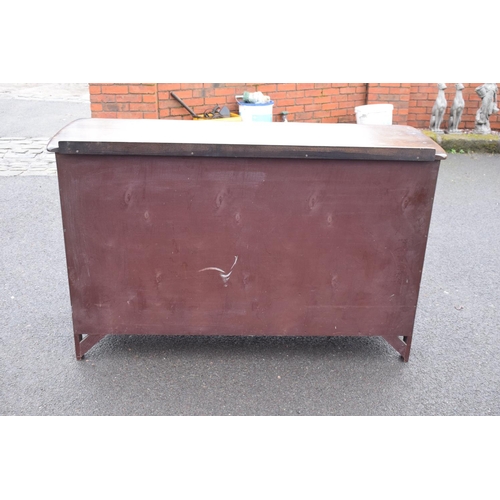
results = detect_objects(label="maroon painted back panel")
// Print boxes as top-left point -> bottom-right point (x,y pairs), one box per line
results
57,154 -> 438,339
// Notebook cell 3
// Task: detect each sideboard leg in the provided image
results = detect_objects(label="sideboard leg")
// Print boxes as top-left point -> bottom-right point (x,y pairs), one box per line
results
74,333 -> 107,360
74,334 -> 84,360
381,335 -> 412,362
402,335 -> 413,362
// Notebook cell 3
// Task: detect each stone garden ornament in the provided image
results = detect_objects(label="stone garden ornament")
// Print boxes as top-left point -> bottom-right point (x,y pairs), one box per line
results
474,83 -> 499,134
430,83 -> 447,132
448,83 -> 465,133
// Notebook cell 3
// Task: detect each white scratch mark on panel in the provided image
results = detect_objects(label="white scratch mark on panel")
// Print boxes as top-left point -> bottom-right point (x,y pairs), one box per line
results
199,256 -> 238,287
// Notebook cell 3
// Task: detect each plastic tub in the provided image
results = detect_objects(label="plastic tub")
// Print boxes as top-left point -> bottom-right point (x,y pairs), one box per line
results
355,104 -> 394,125
237,100 -> 274,122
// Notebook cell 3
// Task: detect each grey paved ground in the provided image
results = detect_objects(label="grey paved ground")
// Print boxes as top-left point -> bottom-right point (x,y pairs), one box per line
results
0,83 -> 90,177
0,85 -> 499,415
0,83 -> 90,102
0,83 -> 90,176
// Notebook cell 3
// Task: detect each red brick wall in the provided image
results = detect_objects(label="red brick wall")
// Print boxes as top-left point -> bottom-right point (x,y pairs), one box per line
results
90,83 -> 159,118
408,83 -> 500,131
88,83 -> 500,131
366,83 -> 411,125
89,83 -> 367,123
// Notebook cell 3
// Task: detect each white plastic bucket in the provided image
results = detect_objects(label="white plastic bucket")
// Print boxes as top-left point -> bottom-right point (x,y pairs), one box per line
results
237,100 -> 274,122
355,104 -> 393,125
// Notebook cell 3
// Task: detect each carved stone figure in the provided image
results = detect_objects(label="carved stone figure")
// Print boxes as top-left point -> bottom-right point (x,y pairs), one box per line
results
474,83 -> 499,134
429,83 -> 447,132
447,83 -> 465,133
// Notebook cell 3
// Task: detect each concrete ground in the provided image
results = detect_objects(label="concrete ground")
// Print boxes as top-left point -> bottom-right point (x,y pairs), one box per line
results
0,83 -> 90,137
0,85 -> 499,415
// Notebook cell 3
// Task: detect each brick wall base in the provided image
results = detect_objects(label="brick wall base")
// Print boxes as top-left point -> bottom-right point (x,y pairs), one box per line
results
89,83 -> 500,131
